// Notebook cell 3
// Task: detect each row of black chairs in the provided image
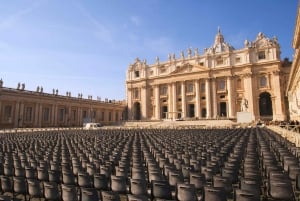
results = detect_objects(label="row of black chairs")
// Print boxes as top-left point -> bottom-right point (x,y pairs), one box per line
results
0,127 -> 299,200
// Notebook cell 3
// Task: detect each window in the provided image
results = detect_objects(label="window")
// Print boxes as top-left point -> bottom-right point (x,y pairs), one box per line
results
149,70 -> 154,76
150,88 -> 154,97
187,83 -> 194,93
160,68 -> 166,73
134,71 -> 140,78
260,76 -> 267,87
218,80 -> 226,91
201,83 -> 205,92
177,86 -> 181,95
3,105 -> 12,121
199,62 -> 204,66
258,51 -> 266,60
201,96 -> 206,100
134,88 -> 139,99
216,57 -> 223,65
235,57 -> 241,63
25,107 -> 33,122
43,108 -> 50,122
236,78 -> 242,89
161,85 -> 167,95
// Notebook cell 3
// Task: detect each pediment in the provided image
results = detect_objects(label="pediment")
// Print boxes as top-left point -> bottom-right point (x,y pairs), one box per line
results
170,63 -> 208,75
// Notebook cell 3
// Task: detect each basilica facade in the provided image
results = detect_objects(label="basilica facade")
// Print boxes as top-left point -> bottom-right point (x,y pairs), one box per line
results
126,30 -> 291,121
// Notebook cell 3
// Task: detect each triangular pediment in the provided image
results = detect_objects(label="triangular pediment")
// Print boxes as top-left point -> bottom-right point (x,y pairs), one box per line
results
170,63 -> 208,75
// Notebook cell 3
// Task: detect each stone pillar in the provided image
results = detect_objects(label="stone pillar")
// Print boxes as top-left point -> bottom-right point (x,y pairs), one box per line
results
38,104 -> 43,127
14,101 -> 20,128
154,85 -> 160,120
244,74 -> 255,120
141,85 -> 147,120
53,105 -> 58,127
127,87 -> 133,120
181,81 -> 186,118
195,80 -> 200,118
227,77 -> 234,118
34,103 -> 39,127
205,79 -> 212,118
172,82 -> 177,120
19,102 -> 24,127
211,78 -> 218,118
272,71 -> 285,120
167,83 -> 172,119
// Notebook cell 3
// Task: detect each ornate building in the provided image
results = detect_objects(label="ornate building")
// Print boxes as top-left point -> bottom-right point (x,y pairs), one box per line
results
126,29 -> 291,121
287,3 -> 300,121
0,80 -> 125,128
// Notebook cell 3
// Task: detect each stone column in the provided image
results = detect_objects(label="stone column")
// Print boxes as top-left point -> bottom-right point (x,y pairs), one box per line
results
181,81 -> 186,118
154,85 -> 160,120
51,104 -> 55,126
272,71 -> 285,120
127,87 -> 133,120
53,105 -> 58,127
195,80 -> 200,118
211,78 -> 218,118
38,104 -> 43,127
34,103 -> 39,127
205,79 -> 212,118
172,82 -> 177,119
227,77 -> 234,118
167,83 -> 172,119
14,101 -> 20,128
244,74 -> 255,120
141,85 -> 147,120
19,102 -> 24,127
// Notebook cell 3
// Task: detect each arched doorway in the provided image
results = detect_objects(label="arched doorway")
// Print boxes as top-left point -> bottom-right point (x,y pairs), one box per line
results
133,102 -> 141,120
259,92 -> 273,119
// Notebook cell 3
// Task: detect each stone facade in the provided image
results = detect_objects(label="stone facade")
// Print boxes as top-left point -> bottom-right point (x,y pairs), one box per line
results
0,83 -> 126,128
126,29 -> 291,121
287,4 -> 300,121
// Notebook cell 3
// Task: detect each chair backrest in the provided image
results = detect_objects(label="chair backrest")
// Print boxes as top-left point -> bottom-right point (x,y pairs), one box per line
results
93,173 -> 109,190
204,186 -> 227,201
110,175 -> 127,193
80,187 -> 99,201
130,179 -> 147,195
43,181 -> 60,200
151,180 -> 172,199
176,183 -> 197,201
61,184 -> 78,201
234,189 -> 260,201
27,179 -> 42,197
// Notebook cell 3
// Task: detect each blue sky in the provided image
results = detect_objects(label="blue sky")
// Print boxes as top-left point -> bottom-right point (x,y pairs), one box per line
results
0,0 -> 298,100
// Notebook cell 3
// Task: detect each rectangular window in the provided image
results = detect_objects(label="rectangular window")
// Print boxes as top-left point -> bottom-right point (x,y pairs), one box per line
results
201,83 -> 206,92
43,108 -> 50,122
25,107 -> 33,122
216,57 -> 223,65
258,51 -> 266,60
3,105 -> 12,121
235,57 -> 241,63
161,85 -> 167,95
134,88 -> 139,99
218,80 -> 226,91
187,83 -> 194,93
134,71 -> 140,78
260,76 -> 267,87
